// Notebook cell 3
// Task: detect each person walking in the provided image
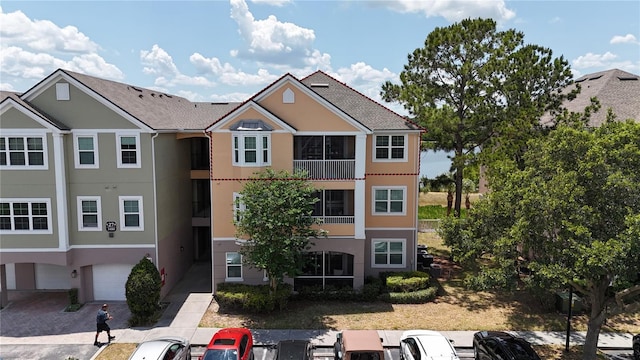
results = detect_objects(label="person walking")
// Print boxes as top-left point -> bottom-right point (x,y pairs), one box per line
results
94,303 -> 115,346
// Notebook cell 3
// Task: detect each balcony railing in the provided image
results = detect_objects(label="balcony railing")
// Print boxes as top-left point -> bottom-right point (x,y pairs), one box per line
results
293,160 -> 355,179
313,216 -> 355,224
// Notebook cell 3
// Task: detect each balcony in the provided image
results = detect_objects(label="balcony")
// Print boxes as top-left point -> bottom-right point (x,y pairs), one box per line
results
293,159 -> 355,179
313,215 -> 355,224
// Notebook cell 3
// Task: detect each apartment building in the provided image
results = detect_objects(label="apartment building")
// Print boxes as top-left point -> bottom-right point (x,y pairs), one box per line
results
206,72 -> 423,290
0,69 -> 423,305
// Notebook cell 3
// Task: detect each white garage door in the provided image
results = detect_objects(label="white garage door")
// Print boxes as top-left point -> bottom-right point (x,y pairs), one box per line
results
35,264 -> 71,289
93,264 -> 134,301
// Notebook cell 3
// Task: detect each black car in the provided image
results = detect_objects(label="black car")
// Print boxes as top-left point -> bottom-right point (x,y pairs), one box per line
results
633,333 -> 639,360
473,331 -> 541,360
275,340 -> 315,360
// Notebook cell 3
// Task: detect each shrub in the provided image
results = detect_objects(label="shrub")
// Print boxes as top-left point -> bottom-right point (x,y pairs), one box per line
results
385,271 -> 430,292
125,257 -> 162,325
379,287 -> 438,304
68,288 -> 79,305
216,283 -> 291,313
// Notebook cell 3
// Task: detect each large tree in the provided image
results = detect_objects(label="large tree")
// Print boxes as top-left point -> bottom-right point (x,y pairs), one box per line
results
234,168 -> 325,293
381,17 -> 574,216
440,119 -> 640,360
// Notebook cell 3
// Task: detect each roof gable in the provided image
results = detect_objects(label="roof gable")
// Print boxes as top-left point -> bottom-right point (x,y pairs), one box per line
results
251,73 -> 373,134
301,71 -> 422,132
0,91 -> 69,131
206,100 -> 297,133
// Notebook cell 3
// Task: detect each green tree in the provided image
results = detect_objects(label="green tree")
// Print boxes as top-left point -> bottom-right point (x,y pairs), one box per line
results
125,256 -> 161,325
440,120 -> 640,360
235,168 -> 326,293
381,17 -> 574,217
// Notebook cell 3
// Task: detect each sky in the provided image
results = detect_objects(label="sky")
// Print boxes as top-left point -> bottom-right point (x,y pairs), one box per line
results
1,0 -> 639,177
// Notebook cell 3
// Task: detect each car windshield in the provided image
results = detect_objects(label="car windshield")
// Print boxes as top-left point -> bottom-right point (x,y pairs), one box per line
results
202,349 -> 238,360
351,352 -> 381,360
506,340 -> 536,360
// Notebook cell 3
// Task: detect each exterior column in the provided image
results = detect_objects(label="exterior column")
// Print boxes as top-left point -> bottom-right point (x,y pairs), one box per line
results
354,134 -> 367,239
52,133 -> 69,250
0,264 -> 8,308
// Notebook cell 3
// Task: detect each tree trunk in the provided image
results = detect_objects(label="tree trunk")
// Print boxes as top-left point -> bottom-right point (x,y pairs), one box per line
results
582,281 -> 609,360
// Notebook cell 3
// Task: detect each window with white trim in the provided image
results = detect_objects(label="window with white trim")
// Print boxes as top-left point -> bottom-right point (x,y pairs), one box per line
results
74,134 -> 99,168
0,199 -> 52,234
374,134 -> 406,161
372,187 -> 406,215
116,133 -> 140,168
0,135 -> 47,169
77,196 -> 101,231
119,196 -> 143,231
226,252 -> 243,280
232,133 -> 270,166
233,193 -> 245,223
372,239 -> 406,267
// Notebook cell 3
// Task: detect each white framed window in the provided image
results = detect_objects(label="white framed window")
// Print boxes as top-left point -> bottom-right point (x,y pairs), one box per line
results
232,133 -> 270,166
0,198 -> 52,234
74,134 -> 99,168
77,196 -> 101,231
119,196 -> 144,231
373,134 -> 406,161
56,83 -> 70,101
116,133 -> 141,168
226,252 -> 243,280
372,239 -> 406,267
0,135 -> 48,169
372,186 -> 406,215
233,193 -> 245,223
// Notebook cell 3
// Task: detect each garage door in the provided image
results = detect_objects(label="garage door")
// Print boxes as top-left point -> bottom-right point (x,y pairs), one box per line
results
93,264 -> 134,301
35,264 -> 71,289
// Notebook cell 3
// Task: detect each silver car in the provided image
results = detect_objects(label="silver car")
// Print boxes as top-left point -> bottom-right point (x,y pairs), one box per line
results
128,336 -> 192,360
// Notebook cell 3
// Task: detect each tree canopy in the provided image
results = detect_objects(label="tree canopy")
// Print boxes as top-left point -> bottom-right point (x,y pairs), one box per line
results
439,119 -> 640,360
381,17 -> 575,216
234,168 -> 325,292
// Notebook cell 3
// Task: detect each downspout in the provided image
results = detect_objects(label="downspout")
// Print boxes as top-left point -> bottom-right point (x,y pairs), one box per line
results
205,130 -> 215,294
151,133 -> 160,269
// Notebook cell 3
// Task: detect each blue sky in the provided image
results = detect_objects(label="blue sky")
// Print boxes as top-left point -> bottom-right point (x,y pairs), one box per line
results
1,0 -> 639,177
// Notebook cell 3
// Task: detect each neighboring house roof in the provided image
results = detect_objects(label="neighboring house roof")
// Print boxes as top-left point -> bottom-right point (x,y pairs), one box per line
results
541,68 -> 640,127
1,91 -> 71,130
301,71 -> 422,131
62,70 -> 241,131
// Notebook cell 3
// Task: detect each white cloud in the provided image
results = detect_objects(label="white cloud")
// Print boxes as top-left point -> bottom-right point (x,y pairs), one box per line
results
249,0 -> 292,6
0,7 -> 123,84
610,34 -> 639,45
0,7 -> 99,53
371,0 -> 516,23
0,82 -> 17,92
219,68 -> 279,87
229,0 -> 329,67
190,53 -> 236,75
572,52 -> 618,69
140,44 -> 218,89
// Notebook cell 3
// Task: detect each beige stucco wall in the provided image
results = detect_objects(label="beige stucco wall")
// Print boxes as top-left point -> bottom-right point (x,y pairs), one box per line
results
257,84 -> 361,132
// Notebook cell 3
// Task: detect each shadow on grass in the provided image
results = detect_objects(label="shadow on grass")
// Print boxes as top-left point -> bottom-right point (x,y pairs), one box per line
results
216,300 -> 395,330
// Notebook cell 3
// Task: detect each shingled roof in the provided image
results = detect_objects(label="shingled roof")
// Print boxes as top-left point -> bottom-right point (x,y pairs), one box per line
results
541,68 -> 639,127
301,71 -> 422,131
60,70 -> 240,131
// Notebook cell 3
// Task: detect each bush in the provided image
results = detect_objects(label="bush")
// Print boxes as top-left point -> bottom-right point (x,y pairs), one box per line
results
379,287 -> 438,304
64,288 -> 83,312
216,283 -> 291,313
126,257 -> 162,325
385,271 -> 430,292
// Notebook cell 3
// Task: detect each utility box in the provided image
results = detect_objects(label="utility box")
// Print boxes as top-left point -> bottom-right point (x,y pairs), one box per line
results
416,245 -> 434,270
555,291 -> 584,314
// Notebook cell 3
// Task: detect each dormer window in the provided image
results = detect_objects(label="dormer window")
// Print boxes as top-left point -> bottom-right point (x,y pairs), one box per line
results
231,120 -> 272,167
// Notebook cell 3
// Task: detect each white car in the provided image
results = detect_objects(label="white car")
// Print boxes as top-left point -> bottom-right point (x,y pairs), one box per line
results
399,330 -> 459,360
128,336 -> 192,360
